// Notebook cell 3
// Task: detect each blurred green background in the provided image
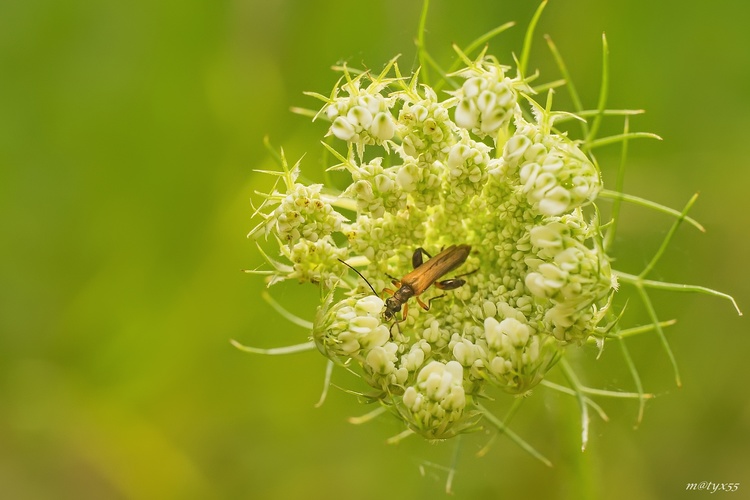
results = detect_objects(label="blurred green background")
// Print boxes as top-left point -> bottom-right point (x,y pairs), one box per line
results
1,0 -> 748,498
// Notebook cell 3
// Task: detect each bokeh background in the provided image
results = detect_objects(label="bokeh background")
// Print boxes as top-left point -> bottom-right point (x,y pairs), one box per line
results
1,0 -> 748,498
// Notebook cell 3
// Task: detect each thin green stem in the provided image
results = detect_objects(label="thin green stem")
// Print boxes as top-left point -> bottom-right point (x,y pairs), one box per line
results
586,319 -> 677,342
618,338 -> 647,426
639,193 -> 699,279
636,284 -> 681,386
417,0 -> 431,85
315,360 -> 335,408
588,132 -> 662,149
519,1 -> 547,78
348,406 -> 387,424
585,33 -> 609,146
386,428 -> 415,444
476,396 -> 527,457
615,271 -> 742,316
544,34 -> 588,139
544,379 -> 652,401
262,135 -> 284,165
289,107 -> 319,119
462,21 -> 516,59
598,189 -> 705,232
421,50 -> 456,89
230,339 -> 316,355
561,109 -> 645,119
445,435 -> 462,494
476,402 -> 553,467
504,394 -> 526,422
261,291 -> 314,329
541,380 -> 608,421
560,359 -> 590,451
532,78 -> 566,93
434,21 -> 516,92
603,115 -> 630,251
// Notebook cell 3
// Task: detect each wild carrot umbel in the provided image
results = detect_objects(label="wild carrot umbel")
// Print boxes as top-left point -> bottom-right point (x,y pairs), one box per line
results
237,0 -> 741,474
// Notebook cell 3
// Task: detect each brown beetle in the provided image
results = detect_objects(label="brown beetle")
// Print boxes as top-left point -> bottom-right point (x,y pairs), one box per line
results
382,244 -> 472,322
339,244 -> 473,324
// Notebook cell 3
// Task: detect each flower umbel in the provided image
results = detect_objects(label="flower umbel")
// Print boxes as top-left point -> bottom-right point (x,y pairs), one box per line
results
250,49 -> 617,439
242,2 -> 741,467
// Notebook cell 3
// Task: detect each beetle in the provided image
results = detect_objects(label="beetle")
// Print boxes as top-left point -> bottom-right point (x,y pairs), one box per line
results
382,244 -> 472,322
338,244 -> 473,324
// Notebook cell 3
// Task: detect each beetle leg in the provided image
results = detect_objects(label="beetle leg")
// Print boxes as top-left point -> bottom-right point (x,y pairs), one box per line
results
434,277 -> 467,290
411,247 -> 432,268
453,267 -> 479,279
399,302 -> 409,322
416,296 -> 430,311
385,273 -> 402,288
389,322 -> 400,337
386,302 -> 409,337
425,294 -> 447,310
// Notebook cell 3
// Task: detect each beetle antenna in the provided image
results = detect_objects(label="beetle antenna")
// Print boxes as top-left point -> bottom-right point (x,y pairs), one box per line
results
337,258 -> 378,296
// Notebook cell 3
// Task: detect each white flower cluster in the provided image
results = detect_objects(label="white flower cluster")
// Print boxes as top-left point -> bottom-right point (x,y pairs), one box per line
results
481,316 -> 561,392
503,119 -> 601,216
254,55 -> 615,439
264,183 -> 344,245
397,86 -> 458,163
525,217 -> 612,341
342,158 -> 407,218
248,164 -> 348,286
450,63 -> 521,138
315,294 -> 439,393
400,361 -> 469,439
325,75 -> 397,158
316,295 -> 391,358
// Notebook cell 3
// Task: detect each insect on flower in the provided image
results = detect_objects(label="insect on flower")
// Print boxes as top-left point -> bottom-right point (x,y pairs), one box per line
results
339,244 -> 474,324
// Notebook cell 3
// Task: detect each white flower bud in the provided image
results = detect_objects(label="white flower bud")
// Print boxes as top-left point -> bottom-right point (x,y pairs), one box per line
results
412,104 -> 429,122
337,331 -> 360,355
499,317 -> 530,347
366,344 -> 397,375
358,94 -> 382,114
524,143 -> 548,163
530,223 -> 568,249
402,386 -> 421,411
484,316 -> 503,350
504,134 -> 531,165
403,345 -> 426,372
422,319 -> 443,343
480,107 -> 507,134
442,387 -> 466,411
325,104 -> 339,120
452,339 -> 470,365
395,163 -> 418,192
373,173 -> 394,193
356,295 -> 385,315
476,89 -> 497,114
347,106 -> 373,129
455,99 -> 479,129
331,116 -> 356,141
526,271 -> 558,298
489,356 -> 509,375
348,315 -> 380,335
462,77 -> 484,97
371,111 -> 395,140
538,185 -> 572,216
